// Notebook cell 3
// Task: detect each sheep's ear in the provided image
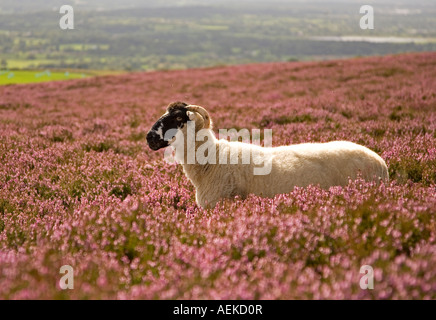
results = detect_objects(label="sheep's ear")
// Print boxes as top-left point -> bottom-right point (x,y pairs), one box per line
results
187,111 -> 196,121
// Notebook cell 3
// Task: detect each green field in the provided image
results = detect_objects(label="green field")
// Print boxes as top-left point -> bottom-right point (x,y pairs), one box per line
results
0,70 -> 87,85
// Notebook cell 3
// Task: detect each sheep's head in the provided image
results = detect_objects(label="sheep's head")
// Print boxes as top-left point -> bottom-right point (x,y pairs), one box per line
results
146,101 -> 212,151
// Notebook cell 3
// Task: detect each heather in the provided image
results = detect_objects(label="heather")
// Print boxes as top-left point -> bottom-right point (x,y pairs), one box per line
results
0,52 -> 435,299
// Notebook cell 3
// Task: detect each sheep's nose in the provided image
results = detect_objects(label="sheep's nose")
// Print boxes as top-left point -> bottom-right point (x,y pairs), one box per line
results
146,130 -> 154,142
146,131 -> 159,150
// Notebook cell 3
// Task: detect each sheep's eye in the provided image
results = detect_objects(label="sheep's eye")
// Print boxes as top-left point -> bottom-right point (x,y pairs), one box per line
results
176,117 -> 183,122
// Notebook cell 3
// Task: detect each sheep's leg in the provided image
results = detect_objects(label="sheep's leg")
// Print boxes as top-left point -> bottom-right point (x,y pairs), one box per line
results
195,181 -> 237,209
196,191 -> 221,209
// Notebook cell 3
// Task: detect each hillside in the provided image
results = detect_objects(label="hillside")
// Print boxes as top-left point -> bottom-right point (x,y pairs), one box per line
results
0,52 -> 435,299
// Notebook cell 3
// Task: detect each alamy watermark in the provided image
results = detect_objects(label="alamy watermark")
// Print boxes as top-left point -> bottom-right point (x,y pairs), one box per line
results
59,265 -> 74,290
360,5 -> 374,30
59,5 -> 74,30
162,121 -> 273,176
360,265 -> 374,290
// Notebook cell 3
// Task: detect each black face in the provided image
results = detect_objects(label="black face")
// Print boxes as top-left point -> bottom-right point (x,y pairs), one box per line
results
146,102 -> 190,151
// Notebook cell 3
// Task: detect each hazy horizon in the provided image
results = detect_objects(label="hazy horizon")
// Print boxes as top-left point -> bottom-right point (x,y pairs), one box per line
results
1,0 -> 435,14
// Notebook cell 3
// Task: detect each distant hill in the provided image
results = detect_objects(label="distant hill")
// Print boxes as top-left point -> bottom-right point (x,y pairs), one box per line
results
1,1 -> 435,71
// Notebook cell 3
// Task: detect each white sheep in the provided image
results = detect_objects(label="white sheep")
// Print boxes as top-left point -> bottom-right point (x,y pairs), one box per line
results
147,102 -> 389,209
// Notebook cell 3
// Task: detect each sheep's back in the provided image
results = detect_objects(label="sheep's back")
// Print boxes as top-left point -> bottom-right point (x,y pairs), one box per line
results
250,141 -> 388,196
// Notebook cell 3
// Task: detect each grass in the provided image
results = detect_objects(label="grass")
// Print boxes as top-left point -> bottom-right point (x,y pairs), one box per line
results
5,59 -> 58,69
0,70 -> 87,85
0,69 -> 125,85
59,44 -> 110,51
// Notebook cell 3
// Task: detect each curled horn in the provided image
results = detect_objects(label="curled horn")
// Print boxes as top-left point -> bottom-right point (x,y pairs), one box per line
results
187,105 -> 212,129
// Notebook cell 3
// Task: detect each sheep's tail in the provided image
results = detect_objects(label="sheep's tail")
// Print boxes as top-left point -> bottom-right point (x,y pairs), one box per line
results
187,105 -> 212,129
382,162 -> 389,183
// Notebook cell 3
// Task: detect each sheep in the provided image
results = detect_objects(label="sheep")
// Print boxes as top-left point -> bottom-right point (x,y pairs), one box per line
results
146,102 -> 389,209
